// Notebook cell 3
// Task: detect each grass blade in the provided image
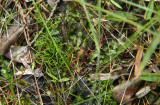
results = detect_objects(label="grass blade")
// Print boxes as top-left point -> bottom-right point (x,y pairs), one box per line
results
140,31 -> 160,72
140,72 -> 160,82
144,0 -> 154,20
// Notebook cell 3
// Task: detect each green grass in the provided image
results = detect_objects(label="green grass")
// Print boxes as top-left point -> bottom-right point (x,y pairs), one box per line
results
34,0 -> 160,104
0,0 -> 160,104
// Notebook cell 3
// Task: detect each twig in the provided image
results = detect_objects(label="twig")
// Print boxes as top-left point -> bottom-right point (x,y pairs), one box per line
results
56,67 -> 67,105
34,76 -> 43,105
13,0 -> 31,45
25,0 -> 43,18
0,87 -> 9,105
119,65 -> 134,105
16,80 -> 21,105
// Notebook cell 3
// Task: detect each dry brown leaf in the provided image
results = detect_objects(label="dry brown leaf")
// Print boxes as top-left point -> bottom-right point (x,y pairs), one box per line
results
47,0 -> 60,7
134,46 -> 143,78
0,26 -> 24,55
136,82 -> 157,99
113,79 -> 143,104
92,18 -> 110,26
135,85 -> 151,98
90,67 -> 128,81
90,73 -> 111,80
25,0 -> 32,2
4,46 -> 34,65
15,67 -> 43,77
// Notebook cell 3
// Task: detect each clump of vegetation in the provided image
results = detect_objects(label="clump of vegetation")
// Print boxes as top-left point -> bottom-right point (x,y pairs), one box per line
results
0,0 -> 160,104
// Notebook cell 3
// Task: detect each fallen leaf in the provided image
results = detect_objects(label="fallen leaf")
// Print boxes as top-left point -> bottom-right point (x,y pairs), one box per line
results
5,46 -> 34,66
135,85 -> 151,98
113,79 -> 143,104
90,68 -> 128,81
47,0 -> 59,7
25,0 -> 32,2
134,46 -> 143,78
15,67 -> 43,77
0,26 -> 24,55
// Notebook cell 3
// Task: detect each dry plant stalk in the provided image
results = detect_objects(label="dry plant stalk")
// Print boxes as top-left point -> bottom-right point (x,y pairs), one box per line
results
13,0 -> 31,44
25,0 -> 43,18
134,46 -> 143,78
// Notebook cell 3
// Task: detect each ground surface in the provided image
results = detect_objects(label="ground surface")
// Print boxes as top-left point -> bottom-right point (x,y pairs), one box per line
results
0,0 -> 160,105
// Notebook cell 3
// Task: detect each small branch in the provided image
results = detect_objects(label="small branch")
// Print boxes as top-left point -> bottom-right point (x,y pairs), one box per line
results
13,0 -> 31,45
34,76 -> 43,105
25,0 -> 43,18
